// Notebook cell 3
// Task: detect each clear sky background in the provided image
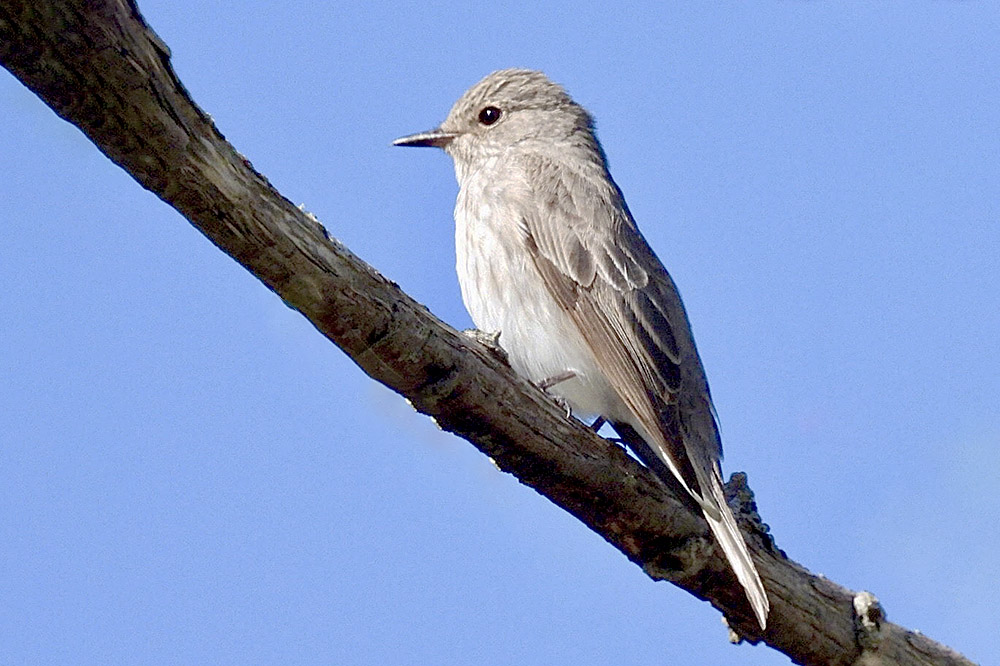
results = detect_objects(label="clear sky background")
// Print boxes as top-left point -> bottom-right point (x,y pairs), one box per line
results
1,2 -> 997,664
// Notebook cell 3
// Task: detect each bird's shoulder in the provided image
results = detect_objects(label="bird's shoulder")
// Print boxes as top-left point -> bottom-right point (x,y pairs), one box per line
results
508,149 -> 709,391
505,150 -> 654,294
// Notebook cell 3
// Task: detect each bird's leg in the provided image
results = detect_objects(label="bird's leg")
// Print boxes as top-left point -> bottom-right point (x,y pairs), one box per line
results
590,416 -> 626,447
462,328 -> 508,363
600,421 -> 628,450
537,370 -> 576,390
533,370 -> 577,419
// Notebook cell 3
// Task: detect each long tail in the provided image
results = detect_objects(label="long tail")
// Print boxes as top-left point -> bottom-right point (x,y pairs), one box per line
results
702,470 -> 769,630
610,421 -> 769,628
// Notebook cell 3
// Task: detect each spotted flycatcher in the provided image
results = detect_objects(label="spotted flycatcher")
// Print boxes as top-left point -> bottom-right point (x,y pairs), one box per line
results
395,69 -> 769,629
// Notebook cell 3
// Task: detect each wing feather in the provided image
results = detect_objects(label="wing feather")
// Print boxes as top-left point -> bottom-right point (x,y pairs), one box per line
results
519,153 -> 721,510
517,153 -> 769,628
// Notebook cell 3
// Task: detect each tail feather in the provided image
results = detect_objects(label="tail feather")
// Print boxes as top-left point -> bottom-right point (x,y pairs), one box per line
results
610,421 -> 769,628
703,471 -> 769,630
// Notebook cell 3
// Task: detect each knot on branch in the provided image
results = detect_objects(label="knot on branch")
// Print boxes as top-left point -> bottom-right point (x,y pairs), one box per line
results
852,590 -> 885,664
725,471 -> 778,554
640,532 -> 715,584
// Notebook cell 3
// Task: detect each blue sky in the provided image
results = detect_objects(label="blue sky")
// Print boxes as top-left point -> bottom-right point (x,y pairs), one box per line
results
1,2 -> 997,664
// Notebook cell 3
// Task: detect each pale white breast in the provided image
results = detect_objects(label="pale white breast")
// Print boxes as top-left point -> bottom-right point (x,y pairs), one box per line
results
453,160 -> 628,421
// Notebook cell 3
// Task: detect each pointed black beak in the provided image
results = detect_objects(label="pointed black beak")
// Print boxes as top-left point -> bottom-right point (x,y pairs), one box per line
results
392,128 -> 457,148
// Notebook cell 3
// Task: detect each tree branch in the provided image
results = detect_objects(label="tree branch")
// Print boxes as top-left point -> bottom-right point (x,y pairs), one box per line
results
0,2 -> 974,664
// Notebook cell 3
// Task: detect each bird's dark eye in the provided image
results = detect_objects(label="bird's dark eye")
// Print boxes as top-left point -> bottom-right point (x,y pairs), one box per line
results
478,106 -> 502,125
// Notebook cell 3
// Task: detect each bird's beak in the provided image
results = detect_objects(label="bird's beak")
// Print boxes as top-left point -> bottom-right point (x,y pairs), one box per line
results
392,128 -> 457,148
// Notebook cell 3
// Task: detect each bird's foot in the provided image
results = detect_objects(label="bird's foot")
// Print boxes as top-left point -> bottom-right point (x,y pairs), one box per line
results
534,371 -> 577,419
607,437 -> 627,450
462,328 -> 507,363
548,394 -> 573,420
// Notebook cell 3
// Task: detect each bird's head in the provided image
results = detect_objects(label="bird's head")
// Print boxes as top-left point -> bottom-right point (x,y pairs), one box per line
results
394,69 -> 597,169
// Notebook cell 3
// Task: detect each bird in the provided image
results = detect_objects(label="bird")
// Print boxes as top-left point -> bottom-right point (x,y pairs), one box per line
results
394,68 -> 769,629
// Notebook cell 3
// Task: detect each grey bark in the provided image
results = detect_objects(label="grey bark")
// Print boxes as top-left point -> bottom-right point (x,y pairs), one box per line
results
0,2 -> 975,665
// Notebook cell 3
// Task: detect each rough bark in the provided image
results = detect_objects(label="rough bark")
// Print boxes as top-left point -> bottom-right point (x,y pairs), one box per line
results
0,2 -> 975,665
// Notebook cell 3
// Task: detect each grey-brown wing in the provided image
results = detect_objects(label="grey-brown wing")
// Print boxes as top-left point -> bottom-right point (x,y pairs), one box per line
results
518,154 -> 722,505
516,155 -> 770,627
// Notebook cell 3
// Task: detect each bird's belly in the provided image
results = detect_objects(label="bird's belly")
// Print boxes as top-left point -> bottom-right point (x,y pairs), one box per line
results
455,206 -> 627,422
